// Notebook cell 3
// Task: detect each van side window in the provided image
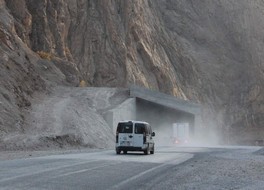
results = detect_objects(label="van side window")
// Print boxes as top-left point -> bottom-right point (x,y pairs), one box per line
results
135,123 -> 146,134
117,123 -> 133,133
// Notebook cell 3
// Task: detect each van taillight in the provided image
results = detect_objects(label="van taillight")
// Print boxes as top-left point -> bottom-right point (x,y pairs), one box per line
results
143,132 -> 146,143
116,131 -> 119,143
116,135 -> 118,143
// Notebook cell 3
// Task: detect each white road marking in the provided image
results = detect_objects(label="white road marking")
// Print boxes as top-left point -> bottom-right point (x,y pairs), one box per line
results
56,162 -> 121,178
0,160 -> 98,183
110,153 -> 193,189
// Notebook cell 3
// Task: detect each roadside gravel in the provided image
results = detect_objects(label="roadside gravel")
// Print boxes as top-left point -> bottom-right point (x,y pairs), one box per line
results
142,147 -> 264,190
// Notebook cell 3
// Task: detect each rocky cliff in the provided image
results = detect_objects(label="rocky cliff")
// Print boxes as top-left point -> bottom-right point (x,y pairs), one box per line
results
0,0 -> 263,147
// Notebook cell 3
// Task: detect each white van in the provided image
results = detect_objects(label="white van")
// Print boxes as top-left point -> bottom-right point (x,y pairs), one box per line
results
115,121 -> 155,155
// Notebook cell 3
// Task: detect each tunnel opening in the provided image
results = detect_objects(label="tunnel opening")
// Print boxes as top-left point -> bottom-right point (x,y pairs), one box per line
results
135,98 -> 195,146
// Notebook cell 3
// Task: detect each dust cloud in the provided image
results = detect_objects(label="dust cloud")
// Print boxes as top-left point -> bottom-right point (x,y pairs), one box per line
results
135,103 -> 217,147
153,123 -> 221,147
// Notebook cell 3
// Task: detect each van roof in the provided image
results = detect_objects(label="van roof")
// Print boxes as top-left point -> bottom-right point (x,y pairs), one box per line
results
118,120 -> 149,125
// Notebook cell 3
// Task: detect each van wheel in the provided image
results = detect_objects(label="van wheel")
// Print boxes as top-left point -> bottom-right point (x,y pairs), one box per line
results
116,150 -> 121,154
144,147 -> 149,155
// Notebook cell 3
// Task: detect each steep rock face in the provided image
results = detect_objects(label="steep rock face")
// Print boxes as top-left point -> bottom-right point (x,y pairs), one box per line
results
1,0 -> 264,144
0,0 -> 43,136
7,0 -> 188,97
0,0 -> 78,138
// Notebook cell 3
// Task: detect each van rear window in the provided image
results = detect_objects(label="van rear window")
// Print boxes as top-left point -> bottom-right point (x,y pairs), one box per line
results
135,123 -> 146,134
117,123 -> 133,133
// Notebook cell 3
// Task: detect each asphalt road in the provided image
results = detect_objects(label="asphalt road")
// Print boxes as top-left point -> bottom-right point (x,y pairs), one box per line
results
0,146 -> 263,190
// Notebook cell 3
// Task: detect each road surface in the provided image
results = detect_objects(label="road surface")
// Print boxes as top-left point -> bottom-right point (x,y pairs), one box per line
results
0,146 -> 263,190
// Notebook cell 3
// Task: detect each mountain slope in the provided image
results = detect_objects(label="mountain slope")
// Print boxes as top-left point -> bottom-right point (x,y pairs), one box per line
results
0,0 -> 263,148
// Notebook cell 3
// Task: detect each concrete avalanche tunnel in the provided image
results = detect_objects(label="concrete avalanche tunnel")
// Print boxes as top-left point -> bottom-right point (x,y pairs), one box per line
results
105,86 -> 201,141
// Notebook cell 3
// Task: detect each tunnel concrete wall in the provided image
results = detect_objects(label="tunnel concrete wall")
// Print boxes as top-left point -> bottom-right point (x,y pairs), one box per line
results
104,98 -> 137,134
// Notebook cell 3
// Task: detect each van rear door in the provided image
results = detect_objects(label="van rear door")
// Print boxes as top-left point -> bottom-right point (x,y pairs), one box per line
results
117,122 -> 133,147
133,123 -> 145,147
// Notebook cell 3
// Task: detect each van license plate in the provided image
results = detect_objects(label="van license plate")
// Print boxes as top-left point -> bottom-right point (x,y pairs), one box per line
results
121,141 -> 131,146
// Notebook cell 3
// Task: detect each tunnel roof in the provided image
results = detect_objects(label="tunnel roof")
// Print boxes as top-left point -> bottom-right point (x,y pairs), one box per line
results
129,85 -> 201,115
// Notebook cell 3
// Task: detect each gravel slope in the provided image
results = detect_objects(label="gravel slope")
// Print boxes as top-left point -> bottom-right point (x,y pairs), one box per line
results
1,86 -> 129,151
